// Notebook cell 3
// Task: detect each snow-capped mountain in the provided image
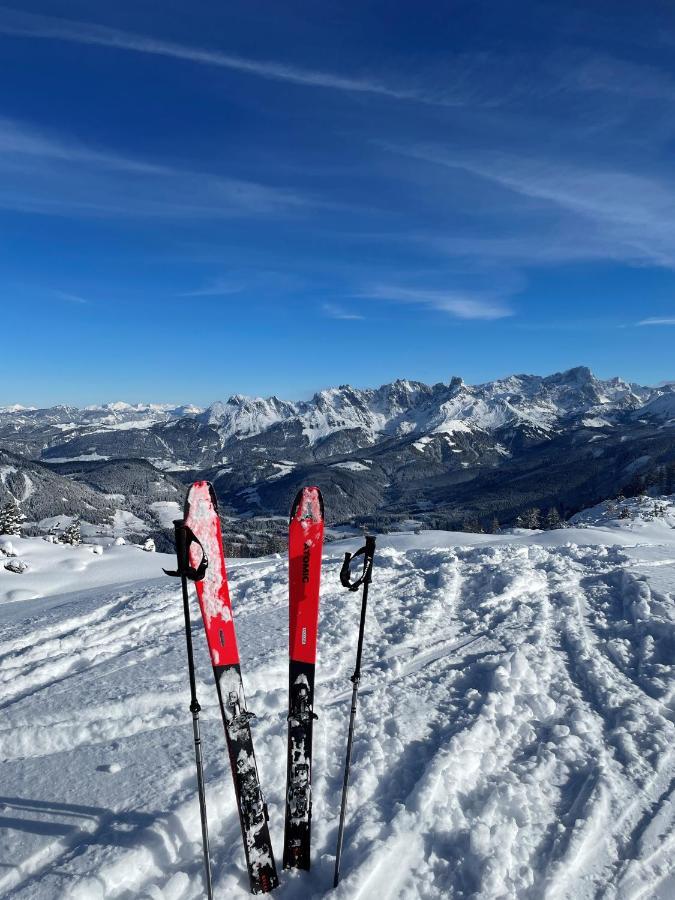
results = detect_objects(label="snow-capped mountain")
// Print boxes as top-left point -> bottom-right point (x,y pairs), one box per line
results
0,401 -> 202,432
0,367 -> 665,452
1,367 -> 674,532
184,367 -> 657,448
198,394 -> 297,438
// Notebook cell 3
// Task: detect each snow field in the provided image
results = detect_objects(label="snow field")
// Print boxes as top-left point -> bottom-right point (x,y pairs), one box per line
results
0,515 -> 673,898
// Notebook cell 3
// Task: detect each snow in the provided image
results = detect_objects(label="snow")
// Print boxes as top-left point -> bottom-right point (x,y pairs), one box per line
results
148,458 -> 194,472
330,461 -> 371,472
46,453 -> 110,463
0,501 -> 673,898
0,536 -> 172,604
0,464 -> 18,484
634,390 -> 675,423
20,473 -> 34,502
268,461 -> 297,480
150,501 -> 183,529
582,416 -> 613,428
412,435 -> 434,451
113,510 -> 147,532
203,396 -> 297,440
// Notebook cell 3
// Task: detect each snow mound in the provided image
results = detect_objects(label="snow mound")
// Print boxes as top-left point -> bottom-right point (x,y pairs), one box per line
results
570,494 -> 675,530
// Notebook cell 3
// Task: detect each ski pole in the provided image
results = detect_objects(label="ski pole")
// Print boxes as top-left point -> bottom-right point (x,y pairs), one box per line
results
333,535 -> 376,889
164,520 -> 213,900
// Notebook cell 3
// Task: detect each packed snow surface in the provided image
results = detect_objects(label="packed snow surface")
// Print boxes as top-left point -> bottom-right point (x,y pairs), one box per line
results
0,502 -> 673,899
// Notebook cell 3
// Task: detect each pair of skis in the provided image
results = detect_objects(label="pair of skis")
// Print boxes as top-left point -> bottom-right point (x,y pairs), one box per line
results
171,481 -> 324,894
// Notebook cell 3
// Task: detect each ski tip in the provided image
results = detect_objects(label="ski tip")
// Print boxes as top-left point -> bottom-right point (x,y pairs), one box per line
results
184,480 -> 219,517
290,486 -> 324,524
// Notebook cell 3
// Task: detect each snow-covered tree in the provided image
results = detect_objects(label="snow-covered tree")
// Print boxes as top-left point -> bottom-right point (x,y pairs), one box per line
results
59,517 -> 81,546
142,538 -> 156,552
0,499 -> 25,536
518,507 -> 541,529
545,507 -> 563,529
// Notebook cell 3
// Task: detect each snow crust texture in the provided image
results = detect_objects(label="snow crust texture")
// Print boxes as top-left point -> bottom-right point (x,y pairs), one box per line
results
0,520 -> 673,899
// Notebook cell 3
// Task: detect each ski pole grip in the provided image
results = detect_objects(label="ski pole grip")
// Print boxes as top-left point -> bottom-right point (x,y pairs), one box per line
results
339,552 -> 356,589
174,519 -> 190,569
339,535 -> 376,591
164,520 -> 209,582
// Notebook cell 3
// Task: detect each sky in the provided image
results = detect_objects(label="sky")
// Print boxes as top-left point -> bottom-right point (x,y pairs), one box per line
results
1,0 -> 675,406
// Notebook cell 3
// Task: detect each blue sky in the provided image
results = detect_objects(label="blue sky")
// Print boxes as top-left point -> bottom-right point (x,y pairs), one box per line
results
1,0 -> 674,406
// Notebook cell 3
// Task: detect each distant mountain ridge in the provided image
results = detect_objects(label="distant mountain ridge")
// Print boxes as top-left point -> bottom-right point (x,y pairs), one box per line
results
1,367 -> 674,536
0,366 -> 663,446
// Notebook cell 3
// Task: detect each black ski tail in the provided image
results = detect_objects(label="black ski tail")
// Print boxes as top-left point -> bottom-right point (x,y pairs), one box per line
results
283,659 -> 317,870
214,662 -> 279,894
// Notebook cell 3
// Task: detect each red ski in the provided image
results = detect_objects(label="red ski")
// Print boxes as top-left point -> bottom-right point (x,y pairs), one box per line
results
283,486 -> 324,870
184,481 -> 278,894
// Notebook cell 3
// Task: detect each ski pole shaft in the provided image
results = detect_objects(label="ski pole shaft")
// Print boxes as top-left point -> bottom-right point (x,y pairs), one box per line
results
172,522 -> 214,900
333,536 -> 375,888
333,677 -> 359,888
179,572 -> 213,900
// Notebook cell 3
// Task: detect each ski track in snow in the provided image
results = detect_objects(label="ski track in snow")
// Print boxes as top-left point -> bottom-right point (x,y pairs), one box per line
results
0,534 -> 673,899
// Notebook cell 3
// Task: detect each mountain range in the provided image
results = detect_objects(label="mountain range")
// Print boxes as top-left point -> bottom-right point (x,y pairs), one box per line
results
1,367 -> 674,549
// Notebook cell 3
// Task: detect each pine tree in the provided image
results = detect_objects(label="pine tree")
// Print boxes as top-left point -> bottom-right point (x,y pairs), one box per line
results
490,516 -> 500,534
59,517 -> 81,546
522,507 -> 541,529
665,463 -> 675,495
0,499 -> 25,536
545,507 -> 562,529
461,518 -> 484,533
652,501 -> 667,518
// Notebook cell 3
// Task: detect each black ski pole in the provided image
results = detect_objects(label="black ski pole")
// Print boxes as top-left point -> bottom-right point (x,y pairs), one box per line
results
333,534 -> 376,889
164,520 -> 213,900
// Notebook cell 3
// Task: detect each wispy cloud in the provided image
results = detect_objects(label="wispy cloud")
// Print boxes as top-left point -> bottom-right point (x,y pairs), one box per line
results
322,303 -> 364,320
637,317 -> 675,325
180,279 -> 245,298
0,115 -> 166,174
0,7 -> 467,107
53,290 -> 89,305
567,54 -> 675,102
390,143 -> 675,269
362,285 -> 513,320
0,117 -> 310,219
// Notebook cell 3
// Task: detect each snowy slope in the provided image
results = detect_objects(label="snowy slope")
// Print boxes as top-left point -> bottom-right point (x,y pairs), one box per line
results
0,508 -> 673,899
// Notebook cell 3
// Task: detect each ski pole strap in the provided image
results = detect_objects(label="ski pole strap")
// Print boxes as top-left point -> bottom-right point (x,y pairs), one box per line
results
164,519 -> 209,582
339,535 -> 376,591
